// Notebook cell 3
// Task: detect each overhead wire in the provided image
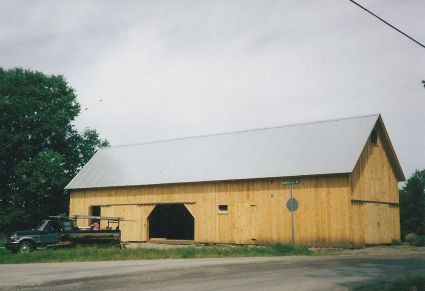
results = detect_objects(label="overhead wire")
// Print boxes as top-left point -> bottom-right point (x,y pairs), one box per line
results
348,0 -> 425,49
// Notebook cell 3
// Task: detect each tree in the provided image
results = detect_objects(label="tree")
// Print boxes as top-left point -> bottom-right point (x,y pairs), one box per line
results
0,68 -> 108,232
400,169 -> 425,236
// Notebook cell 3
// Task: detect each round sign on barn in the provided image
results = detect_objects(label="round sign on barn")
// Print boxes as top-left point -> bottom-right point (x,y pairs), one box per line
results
287,198 -> 299,212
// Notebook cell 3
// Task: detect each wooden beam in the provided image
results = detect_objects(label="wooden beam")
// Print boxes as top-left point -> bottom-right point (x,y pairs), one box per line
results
351,199 -> 399,206
100,202 -> 196,207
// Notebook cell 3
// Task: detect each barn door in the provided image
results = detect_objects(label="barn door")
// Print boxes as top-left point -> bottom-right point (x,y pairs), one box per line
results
364,203 -> 381,245
234,201 -> 257,244
363,203 -> 396,245
148,204 -> 194,240
351,201 -> 365,246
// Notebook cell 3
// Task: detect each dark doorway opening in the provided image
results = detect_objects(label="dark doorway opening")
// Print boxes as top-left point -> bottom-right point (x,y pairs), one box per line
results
90,206 -> 101,224
148,204 -> 194,240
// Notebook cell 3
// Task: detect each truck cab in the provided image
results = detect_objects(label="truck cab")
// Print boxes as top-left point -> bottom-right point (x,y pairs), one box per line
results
5,219 -> 75,253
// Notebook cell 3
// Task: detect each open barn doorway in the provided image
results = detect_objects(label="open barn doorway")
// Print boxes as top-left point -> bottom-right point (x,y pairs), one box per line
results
148,204 -> 194,240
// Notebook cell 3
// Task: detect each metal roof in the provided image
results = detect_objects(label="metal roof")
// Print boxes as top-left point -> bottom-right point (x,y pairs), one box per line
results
65,114 -> 399,190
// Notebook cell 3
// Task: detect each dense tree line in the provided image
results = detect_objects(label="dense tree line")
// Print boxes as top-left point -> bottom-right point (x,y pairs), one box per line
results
400,169 -> 425,237
0,68 -> 108,232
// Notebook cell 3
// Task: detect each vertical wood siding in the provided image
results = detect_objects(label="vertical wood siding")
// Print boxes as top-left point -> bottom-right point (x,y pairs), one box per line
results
350,129 -> 400,246
70,175 -> 352,247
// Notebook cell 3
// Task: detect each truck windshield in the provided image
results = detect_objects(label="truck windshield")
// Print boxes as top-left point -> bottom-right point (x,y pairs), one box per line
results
35,221 -> 47,231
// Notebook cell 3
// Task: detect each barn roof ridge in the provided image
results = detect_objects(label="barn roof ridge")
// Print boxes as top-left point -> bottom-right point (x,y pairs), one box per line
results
103,113 -> 380,150
66,113 -> 402,190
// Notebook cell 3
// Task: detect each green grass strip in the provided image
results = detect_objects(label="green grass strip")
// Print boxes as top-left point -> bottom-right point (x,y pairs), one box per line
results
0,243 -> 311,264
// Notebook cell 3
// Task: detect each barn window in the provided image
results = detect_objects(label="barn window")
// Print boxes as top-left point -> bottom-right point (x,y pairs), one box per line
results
218,205 -> 228,213
370,129 -> 378,144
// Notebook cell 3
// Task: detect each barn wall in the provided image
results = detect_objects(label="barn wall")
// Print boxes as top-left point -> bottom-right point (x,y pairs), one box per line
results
350,129 -> 400,246
69,175 -> 352,247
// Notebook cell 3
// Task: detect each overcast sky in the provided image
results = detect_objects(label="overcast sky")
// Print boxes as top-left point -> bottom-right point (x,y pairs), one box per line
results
1,0 -> 424,179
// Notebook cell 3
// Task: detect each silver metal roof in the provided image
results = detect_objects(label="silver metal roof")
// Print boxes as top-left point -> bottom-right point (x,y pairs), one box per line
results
65,114 -> 386,190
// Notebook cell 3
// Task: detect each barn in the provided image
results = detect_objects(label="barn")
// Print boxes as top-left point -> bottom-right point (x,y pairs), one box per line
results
66,114 -> 404,247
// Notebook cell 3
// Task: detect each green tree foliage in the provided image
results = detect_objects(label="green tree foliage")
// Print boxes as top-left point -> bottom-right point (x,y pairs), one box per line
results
400,169 -> 425,236
0,68 -> 108,231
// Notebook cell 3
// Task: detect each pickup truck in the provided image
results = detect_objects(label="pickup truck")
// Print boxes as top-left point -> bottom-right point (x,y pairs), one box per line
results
5,218 -> 121,253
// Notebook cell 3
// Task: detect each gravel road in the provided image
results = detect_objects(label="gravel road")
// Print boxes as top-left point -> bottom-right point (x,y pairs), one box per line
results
1,249 -> 424,290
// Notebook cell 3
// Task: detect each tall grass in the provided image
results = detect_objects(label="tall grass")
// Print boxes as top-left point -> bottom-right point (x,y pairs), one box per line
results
0,243 -> 312,264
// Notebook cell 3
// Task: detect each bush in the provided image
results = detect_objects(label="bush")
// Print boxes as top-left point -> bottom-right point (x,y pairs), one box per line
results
412,235 -> 425,247
404,233 -> 417,242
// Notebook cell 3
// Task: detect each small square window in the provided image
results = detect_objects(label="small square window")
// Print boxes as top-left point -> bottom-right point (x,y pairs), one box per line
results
218,205 -> 228,212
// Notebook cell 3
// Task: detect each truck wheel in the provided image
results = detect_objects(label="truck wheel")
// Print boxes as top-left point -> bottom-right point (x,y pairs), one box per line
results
18,241 -> 34,253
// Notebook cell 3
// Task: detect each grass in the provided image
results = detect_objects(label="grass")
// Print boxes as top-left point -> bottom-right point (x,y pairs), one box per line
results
0,243 -> 312,264
353,274 -> 425,291
411,235 -> 425,247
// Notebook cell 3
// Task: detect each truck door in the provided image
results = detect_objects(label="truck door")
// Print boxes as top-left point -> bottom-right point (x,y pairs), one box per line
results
41,221 -> 60,245
58,220 -> 74,242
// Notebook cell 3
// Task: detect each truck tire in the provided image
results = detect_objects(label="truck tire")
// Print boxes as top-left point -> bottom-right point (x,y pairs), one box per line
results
18,241 -> 34,253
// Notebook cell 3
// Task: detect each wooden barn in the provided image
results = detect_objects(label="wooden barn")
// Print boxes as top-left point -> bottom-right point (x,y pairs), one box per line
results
66,114 -> 404,247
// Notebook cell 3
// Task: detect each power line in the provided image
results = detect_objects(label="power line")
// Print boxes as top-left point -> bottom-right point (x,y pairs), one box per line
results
348,0 -> 425,49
